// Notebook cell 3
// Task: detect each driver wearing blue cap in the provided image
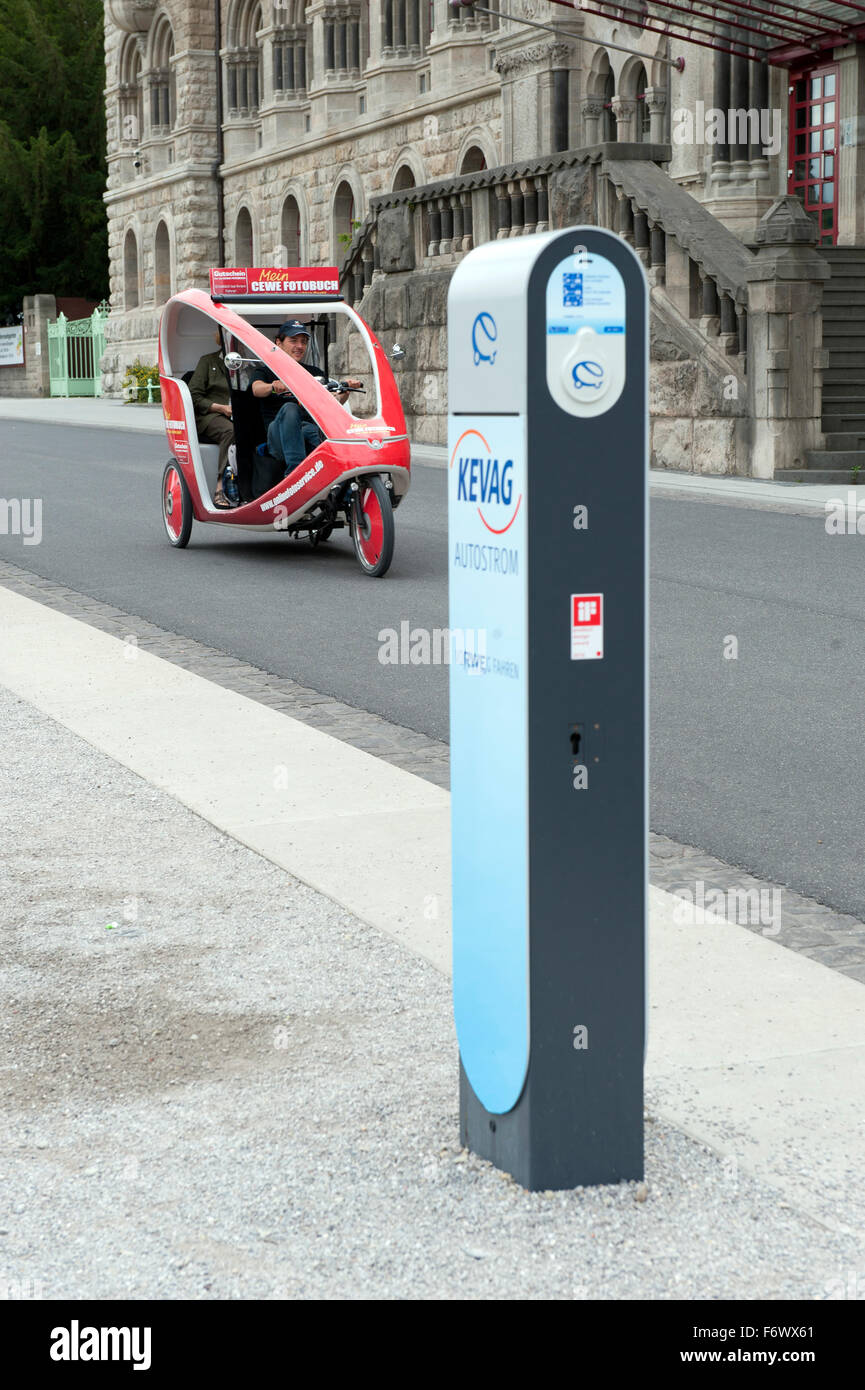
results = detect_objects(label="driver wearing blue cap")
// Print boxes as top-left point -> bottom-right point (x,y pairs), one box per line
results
251,320 -> 361,477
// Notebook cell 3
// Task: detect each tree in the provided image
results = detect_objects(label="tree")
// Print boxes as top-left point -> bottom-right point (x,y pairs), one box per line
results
0,0 -> 107,318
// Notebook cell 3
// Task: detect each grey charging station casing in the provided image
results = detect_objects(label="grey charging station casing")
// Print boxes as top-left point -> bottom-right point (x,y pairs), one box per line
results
447,226 -> 648,1191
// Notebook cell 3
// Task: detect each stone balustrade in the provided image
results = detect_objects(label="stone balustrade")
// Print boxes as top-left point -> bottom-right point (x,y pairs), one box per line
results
339,145 -> 829,474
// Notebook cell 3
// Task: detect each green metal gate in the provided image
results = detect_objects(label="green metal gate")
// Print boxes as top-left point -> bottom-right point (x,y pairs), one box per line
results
48,303 -> 108,397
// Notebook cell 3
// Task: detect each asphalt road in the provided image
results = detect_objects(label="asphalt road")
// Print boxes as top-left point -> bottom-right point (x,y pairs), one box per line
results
3,420 -> 865,921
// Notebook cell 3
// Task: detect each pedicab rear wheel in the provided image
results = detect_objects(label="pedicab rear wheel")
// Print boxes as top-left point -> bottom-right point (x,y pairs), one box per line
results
162,459 -> 193,548
351,474 -> 394,577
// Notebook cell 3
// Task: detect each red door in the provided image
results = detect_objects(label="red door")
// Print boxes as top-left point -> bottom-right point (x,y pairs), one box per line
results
788,64 -> 839,247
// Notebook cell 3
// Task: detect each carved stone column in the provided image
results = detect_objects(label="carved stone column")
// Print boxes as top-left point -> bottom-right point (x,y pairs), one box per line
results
495,183 -> 511,239
711,32 -> 731,185
459,190 -> 473,252
522,176 -> 538,235
535,176 -> 549,234
648,220 -> 666,286
612,98 -> 637,145
645,88 -> 667,145
749,60 -> 770,182
616,190 -> 634,242
699,271 -> 721,339
730,55 -> 751,179
633,207 -> 650,266
508,179 -> 524,237
581,98 -> 603,146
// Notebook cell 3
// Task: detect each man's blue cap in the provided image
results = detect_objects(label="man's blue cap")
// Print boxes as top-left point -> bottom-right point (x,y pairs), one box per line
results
277,320 -> 311,338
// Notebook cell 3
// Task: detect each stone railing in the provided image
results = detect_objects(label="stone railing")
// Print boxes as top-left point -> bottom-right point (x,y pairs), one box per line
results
340,146 -> 829,475
339,143 -> 671,304
340,142 -> 754,370
600,158 -> 753,367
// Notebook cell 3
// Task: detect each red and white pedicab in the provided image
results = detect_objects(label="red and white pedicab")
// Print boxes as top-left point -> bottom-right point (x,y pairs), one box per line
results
158,266 -> 410,576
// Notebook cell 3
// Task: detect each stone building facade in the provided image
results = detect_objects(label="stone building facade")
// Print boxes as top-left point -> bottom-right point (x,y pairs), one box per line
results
102,1 -> 865,477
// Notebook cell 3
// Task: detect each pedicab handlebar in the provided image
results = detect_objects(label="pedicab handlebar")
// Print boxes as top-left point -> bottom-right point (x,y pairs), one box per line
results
221,350 -> 364,394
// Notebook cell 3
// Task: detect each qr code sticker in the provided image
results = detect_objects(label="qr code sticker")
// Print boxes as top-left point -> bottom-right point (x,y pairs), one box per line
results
563,272 -> 583,307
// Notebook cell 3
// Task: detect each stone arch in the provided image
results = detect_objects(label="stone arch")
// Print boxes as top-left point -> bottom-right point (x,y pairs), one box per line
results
390,148 -> 424,190
456,128 -> 497,175
226,0 -> 264,113
619,55 -> 651,142
233,205 -> 255,265
585,47 -> 613,99
280,192 -> 304,263
226,0 -> 264,46
123,228 -> 140,310
272,0 -> 307,24
392,164 -> 416,191
118,34 -> 144,145
331,170 -> 364,261
154,219 -> 172,303
147,12 -> 176,130
601,66 -> 617,143
635,65 -> 651,142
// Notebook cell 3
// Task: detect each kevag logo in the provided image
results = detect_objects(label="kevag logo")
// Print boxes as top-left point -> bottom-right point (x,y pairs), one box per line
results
572,359 -> 604,390
450,428 -> 522,535
471,311 -> 497,365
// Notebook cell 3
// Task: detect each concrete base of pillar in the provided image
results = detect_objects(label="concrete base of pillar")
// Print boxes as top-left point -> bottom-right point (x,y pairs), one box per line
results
750,419 -> 824,480
702,191 -> 777,243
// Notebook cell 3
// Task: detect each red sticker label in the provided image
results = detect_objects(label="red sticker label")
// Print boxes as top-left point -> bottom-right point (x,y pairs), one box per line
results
571,593 -> 604,660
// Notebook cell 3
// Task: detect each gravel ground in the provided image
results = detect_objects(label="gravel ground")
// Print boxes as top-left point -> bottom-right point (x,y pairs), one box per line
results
0,686 -> 859,1301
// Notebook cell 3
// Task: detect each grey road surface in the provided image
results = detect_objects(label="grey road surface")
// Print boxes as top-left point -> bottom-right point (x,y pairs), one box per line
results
2,420 -> 864,921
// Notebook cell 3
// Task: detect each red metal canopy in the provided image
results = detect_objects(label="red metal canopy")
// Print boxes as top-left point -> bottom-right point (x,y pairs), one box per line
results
544,1 -> 865,66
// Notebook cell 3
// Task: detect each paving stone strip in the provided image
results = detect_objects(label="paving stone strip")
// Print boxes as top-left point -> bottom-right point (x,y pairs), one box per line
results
2,556 -> 864,983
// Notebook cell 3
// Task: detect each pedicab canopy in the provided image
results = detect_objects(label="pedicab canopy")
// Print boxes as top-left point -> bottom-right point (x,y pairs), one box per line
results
209,267 -> 341,300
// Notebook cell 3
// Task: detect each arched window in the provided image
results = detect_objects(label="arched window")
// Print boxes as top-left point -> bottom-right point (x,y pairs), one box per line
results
635,65 -> 651,142
392,164 -> 416,191
124,229 -> 139,309
273,0 -> 308,96
333,180 -> 356,257
601,67 -> 617,143
460,146 -> 487,174
227,0 -> 264,114
150,16 -> 176,132
234,207 -> 254,265
119,38 -> 143,145
154,221 -> 171,303
281,196 -> 302,263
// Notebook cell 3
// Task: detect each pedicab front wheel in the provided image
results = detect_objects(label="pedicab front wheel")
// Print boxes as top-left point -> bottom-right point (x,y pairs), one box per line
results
351,474 -> 394,578
162,459 -> 193,549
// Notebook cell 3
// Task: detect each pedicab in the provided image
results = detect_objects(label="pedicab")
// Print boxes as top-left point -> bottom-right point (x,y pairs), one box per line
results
158,266 -> 410,576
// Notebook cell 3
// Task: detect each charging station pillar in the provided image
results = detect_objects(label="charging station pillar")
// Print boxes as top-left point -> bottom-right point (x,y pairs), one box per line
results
447,226 -> 648,1190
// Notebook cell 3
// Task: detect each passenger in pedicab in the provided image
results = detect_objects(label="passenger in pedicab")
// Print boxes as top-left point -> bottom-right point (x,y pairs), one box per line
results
188,333 -> 236,508
251,320 -> 362,477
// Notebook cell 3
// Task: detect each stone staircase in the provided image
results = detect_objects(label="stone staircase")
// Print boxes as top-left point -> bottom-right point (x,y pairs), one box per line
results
781,246 -> 865,482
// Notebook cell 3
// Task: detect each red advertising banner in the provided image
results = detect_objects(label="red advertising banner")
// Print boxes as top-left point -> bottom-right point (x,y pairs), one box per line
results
209,267 -> 341,297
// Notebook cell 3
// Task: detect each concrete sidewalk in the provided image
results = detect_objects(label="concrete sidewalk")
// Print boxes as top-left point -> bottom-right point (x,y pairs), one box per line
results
1,583 -> 865,1299
1,394 -> 859,507
0,395 -> 165,433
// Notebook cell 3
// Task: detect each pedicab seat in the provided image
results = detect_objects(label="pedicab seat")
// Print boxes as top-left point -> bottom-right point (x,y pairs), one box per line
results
198,443 -> 220,495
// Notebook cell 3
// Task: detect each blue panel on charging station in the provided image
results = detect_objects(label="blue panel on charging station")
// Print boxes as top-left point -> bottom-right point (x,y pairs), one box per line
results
449,415 -> 529,1116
